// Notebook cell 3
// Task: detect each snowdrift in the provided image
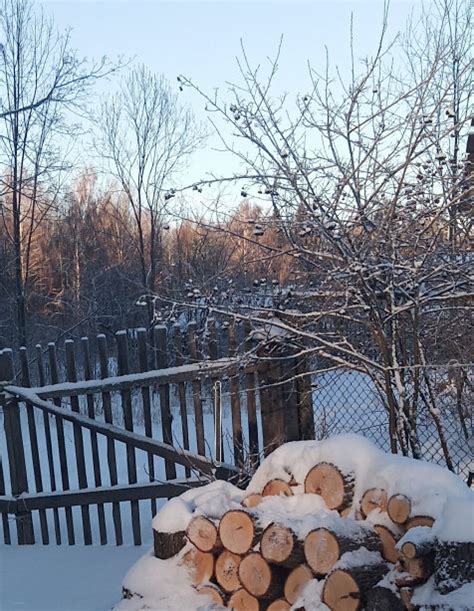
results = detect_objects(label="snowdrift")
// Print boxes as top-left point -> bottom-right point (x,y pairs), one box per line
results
115,434 -> 473,611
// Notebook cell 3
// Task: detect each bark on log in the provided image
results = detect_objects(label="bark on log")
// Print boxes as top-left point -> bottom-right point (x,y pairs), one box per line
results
365,586 -> 404,611
434,542 -> 474,594
304,463 -> 354,510
238,552 -> 286,599
215,549 -> 242,593
219,509 -> 261,555
181,547 -> 215,586
387,494 -> 411,525
261,523 -> 305,568
322,561 -> 388,611
242,494 -> 263,508
304,526 -> 380,575
198,584 -> 225,606
187,515 -> 221,553
227,587 -> 260,611
401,534 -> 436,560
360,489 -> 388,518
374,524 -> 400,563
262,479 -> 294,497
153,529 -> 187,559
283,564 -> 313,605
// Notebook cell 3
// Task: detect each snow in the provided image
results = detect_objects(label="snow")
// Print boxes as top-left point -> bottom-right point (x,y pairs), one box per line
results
115,551 -> 221,611
432,498 -> 474,543
291,579 -> 329,611
333,548 -> 385,570
152,480 -> 244,532
0,544 -> 144,611
397,526 -> 435,550
412,578 -> 474,610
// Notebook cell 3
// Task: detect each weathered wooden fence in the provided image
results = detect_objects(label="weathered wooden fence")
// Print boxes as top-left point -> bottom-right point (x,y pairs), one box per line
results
0,321 -> 314,545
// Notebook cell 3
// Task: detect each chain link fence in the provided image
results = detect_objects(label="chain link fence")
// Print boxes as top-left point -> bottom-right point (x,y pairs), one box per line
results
311,364 -> 473,482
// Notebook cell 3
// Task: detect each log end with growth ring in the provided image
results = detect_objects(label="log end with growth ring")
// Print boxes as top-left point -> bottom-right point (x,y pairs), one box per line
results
304,528 -> 340,575
242,493 -> 263,508
267,599 -> 291,611
215,549 -> 241,593
262,479 -> 294,497
284,564 -> 313,605
406,515 -> 434,530
238,552 -> 283,599
360,488 -> 388,517
197,584 -> 224,606
227,587 -> 259,611
374,524 -> 400,563
261,523 -> 302,567
219,509 -> 258,555
180,548 -> 214,586
387,494 -> 411,525
304,462 -> 354,510
186,515 -> 219,552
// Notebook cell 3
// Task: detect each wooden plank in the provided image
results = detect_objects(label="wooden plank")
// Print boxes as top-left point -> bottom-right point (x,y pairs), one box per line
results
97,334 -> 123,546
154,326 -> 176,480
173,324 -> 191,477
36,345 -> 61,544
208,319 -> 223,462
65,340 -> 92,545
0,479 -> 203,512
48,342 -> 75,544
5,385 -> 239,481
116,331 -> 141,546
1,349 -> 34,544
244,323 -> 259,463
29,358 -> 259,399
226,325 -> 243,467
137,328 -> 156,517
19,347 -> 49,544
0,451 -> 11,543
187,322 -> 205,456
81,337 -> 107,544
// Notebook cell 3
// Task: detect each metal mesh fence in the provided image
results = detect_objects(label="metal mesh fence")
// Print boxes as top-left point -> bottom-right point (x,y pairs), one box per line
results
311,364 -> 473,482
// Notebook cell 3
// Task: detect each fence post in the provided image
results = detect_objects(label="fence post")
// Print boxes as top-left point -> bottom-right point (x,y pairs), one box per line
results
0,349 -> 34,544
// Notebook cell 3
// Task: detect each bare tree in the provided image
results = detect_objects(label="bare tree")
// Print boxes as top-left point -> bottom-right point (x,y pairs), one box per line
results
171,0 -> 472,467
0,0 -> 120,346
97,65 -> 205,326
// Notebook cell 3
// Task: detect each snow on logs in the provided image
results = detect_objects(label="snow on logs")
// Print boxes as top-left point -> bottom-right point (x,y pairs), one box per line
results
144,435 -> 473,610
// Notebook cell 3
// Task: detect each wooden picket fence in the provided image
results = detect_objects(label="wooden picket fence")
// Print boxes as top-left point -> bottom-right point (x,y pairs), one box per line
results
0,320 -> 314,546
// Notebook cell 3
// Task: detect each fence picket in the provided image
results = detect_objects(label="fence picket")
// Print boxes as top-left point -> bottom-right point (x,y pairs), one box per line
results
116,331 -> 141,545
97,334 -> 123,545
137,328 -> 156,517
244,322 -> 259,463
187,322 -> 205,456
65,340 -> 93,545
35,345 -> 61,544
154,326 -> 176,480
19,347 -> 49,544
208,319 -> 223,462
48,342 -> 75,544
81,337 -> 107,544
224,325 -> 243,467
173,324 -> 191,477
0,451 -> 11,544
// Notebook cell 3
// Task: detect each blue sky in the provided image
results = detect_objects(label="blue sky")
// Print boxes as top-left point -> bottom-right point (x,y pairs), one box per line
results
39,0 -> 427,196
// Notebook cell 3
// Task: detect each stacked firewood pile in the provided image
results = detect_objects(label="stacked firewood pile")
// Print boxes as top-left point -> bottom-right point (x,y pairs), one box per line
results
152,457 -> 473,610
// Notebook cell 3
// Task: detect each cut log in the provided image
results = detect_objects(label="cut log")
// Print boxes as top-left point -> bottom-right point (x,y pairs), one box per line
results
226,587 -> 259,611
181,547 -> 215,586
238,552 -> 285,599
262,479 -> 294,497
395,555 -> 434,587
434,542 -> 474,594
219,509 -> 261,555
399,587 -> 414,611
267,599 -> 291,611
153,529 -> 187,559
304,462 -> 354,510
261,523 -> 304,568
304,527 -> 380,575
187,515 -> 220,553
322,562 -> 387,611
405,516 -> 434,530
360,488 -> 388,518
340,508 -> 363,520
242,494 -> 263,508
387,494 -> 411,525
365,586 -> 404,611
374,524 -> 400,563
400,531 -> 436,560
198,584 -> 225,606
283,564 -> 313,605
215,549 -> 242,593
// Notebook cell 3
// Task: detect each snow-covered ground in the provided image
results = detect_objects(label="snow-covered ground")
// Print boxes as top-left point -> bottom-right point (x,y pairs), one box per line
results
0,544 -> 145,611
